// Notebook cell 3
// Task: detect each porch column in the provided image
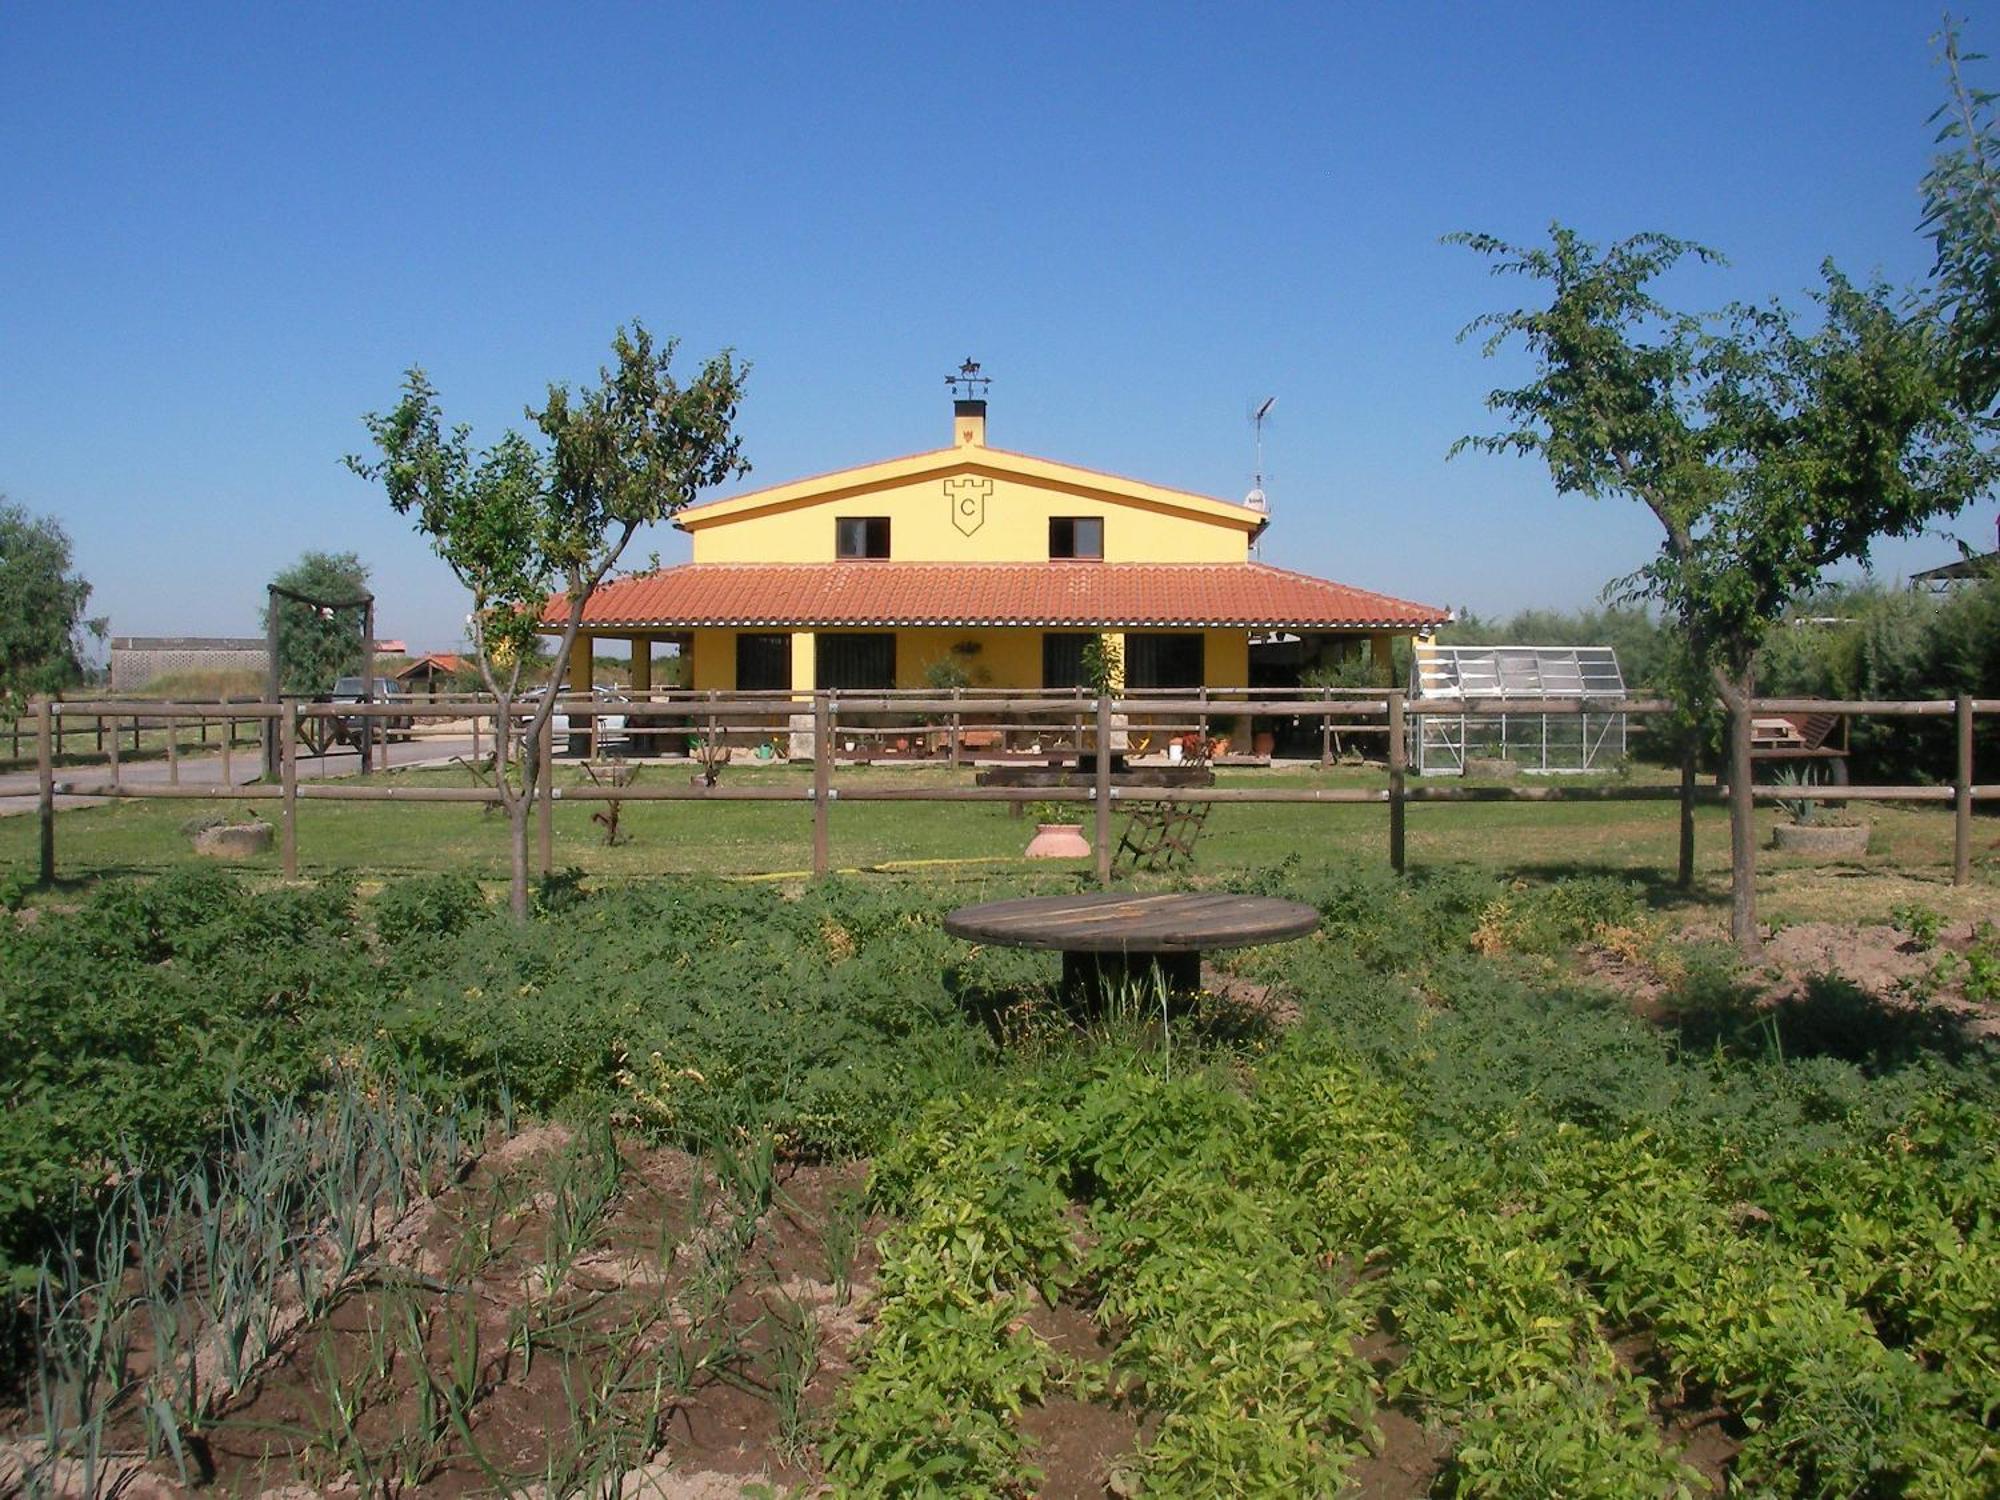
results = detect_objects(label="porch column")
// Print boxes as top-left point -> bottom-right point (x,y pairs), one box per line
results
629,636 -> 652,693
790,632 -> 816,695
1371,633 -> 1396,686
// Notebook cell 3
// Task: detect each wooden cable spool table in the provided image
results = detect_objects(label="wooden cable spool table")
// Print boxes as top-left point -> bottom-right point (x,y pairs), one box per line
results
943,891 -> 1320,1007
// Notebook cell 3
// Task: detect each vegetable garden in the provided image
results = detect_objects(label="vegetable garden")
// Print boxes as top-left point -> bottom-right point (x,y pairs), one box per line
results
2,863 -> 1997,1495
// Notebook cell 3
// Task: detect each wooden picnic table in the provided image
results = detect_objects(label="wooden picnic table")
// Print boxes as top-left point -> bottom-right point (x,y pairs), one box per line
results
944,891 -> 1319,1006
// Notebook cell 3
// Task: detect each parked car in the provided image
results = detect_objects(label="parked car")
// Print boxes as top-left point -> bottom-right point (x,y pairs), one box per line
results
329,676 -> 413,737
523,686 -> 629,747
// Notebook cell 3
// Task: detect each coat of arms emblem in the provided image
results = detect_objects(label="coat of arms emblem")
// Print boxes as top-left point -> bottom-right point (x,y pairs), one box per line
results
945,475 -> 991,537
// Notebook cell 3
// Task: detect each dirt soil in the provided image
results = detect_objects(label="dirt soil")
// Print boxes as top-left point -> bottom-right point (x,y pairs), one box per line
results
1582,917 -> 2000,1042
5,1128 -> 886,1498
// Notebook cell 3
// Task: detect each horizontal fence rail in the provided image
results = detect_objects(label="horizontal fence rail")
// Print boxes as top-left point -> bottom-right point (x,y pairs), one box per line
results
17,690 -> 1994,888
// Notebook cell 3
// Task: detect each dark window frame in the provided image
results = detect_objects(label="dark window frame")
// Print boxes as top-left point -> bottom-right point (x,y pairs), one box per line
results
734,632 -> 792,693
815,632 -> 897,691
1041,632 -> 1094,690
1049,516 -> 1104,559
1126,632 -> 1206,690
836,516 -> 892,559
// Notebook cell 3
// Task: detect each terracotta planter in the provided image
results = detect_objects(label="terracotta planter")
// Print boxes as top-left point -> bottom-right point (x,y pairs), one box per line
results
1252,731 -> 1276,757
1025,822 -> 1091,860
1772,821 -> 1869,858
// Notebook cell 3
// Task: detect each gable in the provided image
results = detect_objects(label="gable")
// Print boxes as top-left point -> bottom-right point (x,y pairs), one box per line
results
678,447 -> 1263,564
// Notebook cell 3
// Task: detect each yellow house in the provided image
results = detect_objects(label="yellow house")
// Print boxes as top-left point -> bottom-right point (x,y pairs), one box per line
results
546,381 -> 1447,715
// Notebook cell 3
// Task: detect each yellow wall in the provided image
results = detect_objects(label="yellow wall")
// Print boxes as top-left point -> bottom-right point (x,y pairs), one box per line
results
688,470 -> 1249,565
646,624 -> 1404,694
685,625 -> 1262,691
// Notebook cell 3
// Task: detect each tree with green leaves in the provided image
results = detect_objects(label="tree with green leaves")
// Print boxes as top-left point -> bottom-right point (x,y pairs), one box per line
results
0,500 -> 102,717
265,550 -> 372,694
347,323 -> 748,918
1922,19 -> 2000,414
1452,227 -> 1995,953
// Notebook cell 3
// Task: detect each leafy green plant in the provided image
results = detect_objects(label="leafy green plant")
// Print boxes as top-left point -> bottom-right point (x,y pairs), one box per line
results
372,870 -> 491,944
1890,901 -> 1945,948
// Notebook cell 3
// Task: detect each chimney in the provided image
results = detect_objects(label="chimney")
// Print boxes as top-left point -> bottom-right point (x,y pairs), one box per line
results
946,358 -> 990,447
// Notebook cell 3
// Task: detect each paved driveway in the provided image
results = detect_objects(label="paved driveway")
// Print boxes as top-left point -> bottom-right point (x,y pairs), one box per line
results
0,734 -> 481,815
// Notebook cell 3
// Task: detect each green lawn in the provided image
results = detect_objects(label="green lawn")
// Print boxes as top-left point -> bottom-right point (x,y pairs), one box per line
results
5,757 -> 1992,924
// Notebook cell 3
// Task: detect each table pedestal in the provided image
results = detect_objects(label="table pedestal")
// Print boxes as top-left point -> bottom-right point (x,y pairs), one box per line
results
1061,949 -> 1202,1010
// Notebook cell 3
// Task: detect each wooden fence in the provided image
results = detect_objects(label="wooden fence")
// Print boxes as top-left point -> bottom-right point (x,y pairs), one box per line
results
22,690 -> 1998,890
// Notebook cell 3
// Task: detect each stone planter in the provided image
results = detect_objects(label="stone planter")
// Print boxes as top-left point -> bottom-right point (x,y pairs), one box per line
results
1772,821 -> 1870,858
1025,822 -> 1091,860
191,822 -> 274,860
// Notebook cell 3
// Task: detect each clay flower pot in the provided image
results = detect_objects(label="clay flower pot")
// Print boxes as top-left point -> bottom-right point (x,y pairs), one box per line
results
1025,822 -> 1091,859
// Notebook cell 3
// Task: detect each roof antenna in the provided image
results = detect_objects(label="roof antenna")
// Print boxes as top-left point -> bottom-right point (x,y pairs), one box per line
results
1246,396 -> 1275,514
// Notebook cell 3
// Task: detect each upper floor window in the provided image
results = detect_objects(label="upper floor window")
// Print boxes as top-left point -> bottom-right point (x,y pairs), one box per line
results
837,517 -> 891,558
1049,516 -> 1103,559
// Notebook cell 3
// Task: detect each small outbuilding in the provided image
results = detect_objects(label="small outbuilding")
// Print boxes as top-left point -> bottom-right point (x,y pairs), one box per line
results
1411,643 -> 1628,774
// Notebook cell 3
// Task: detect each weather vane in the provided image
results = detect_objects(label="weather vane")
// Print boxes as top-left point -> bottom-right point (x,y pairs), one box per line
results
946,358 -> 991,399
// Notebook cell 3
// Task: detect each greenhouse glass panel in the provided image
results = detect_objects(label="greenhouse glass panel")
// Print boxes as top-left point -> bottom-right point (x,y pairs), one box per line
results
1410,644 -> 1628,774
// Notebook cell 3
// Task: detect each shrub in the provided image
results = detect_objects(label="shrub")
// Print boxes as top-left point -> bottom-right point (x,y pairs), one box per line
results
370,871 -> 490,945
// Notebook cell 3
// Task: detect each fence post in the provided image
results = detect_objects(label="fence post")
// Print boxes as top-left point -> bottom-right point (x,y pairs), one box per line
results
1321,688 -> 1333,769
108,712 -> 121,786
948,688 -> 961,767
471,711 -> 482,767
1094,693 -> 1114,885
221,709 -> 234,787
37,700 -> 55,885
167,712 -> 180,785
537,717 -> 554,877
1387,689 -> 1407,875
812,693 -> 831,878
280,703 -> 299,878
1955,692 -> 1974,887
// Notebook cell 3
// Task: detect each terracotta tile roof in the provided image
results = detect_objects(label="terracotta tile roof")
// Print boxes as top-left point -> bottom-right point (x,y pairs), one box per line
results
544,563 -> 1448,631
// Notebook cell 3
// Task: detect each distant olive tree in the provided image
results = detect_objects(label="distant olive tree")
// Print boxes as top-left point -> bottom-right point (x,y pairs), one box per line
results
0,500 -> 102,716
1452,226 -> 1995,953
347,323 -> 748,919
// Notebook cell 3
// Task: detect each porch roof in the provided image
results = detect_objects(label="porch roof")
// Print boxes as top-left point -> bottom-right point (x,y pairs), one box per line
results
544,562 -> 1449,632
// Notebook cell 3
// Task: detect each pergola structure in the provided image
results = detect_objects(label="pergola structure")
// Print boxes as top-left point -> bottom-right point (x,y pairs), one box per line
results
264,582 -> 377,775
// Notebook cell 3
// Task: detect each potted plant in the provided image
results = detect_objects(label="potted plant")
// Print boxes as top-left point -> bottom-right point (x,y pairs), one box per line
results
1022,798 -> 1091,859
1769,766 -> 1869,857
1080,636 -> 1130,758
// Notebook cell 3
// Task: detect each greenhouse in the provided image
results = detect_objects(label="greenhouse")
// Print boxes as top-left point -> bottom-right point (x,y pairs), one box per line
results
1410,643 -> 1628,774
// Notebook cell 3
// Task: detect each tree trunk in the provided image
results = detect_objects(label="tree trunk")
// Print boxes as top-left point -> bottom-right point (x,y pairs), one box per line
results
508,799 -> 531,921
1676,739 -> 1696,890
1716,671 -> 1761,957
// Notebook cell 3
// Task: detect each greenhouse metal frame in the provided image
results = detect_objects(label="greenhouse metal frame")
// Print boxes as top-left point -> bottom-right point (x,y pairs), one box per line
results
1411,644 -> 1628,774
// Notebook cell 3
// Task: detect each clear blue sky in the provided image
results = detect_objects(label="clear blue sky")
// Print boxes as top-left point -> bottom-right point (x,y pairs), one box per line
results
3,2 -> 1991,650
